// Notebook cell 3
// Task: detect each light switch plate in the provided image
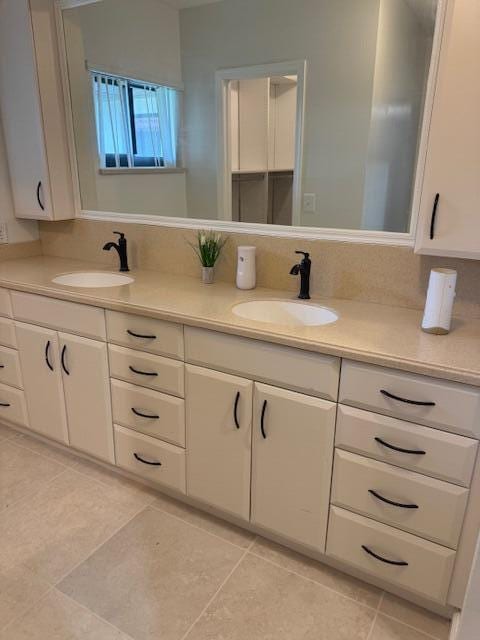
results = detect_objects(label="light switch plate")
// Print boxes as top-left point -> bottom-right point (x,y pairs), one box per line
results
303,193 -> 316,213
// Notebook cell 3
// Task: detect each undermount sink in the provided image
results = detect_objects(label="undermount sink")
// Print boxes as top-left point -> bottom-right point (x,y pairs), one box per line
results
232,300 -> 338,327
52,272 -> 134,288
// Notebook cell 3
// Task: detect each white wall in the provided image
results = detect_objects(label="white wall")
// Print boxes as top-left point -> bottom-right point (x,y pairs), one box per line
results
63,0 -> 187,217
180,0 -> 381,227
0,109 -> 39,243
362,0 -> 432,232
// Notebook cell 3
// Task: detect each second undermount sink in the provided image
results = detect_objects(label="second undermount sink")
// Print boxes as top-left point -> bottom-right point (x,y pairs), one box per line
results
52,272 -> 134,288
232,300 -> 338,327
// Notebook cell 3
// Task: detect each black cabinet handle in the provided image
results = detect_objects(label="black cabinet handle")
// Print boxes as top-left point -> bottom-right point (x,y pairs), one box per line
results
0,401 -> 10,407
233,391 -> 240,429
260,399 -> 267,439
368,489 -> 419,510
375,437 -> 426,456
133,452 -> 161,466
380,389 -> 435,407
61,345 -> 70,375
429,193 -> 440,240
0,365 -> 4,369
362,545 -> 408,567
129,365 -> 158,377
36,181 -> 45,211
127,329 -> 157,340
45,340 -> 54,372
131,407 -> 159,420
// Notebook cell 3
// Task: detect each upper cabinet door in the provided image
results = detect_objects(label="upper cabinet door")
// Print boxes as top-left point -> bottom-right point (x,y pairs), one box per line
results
0,0 -> 75,220
251,383 -> 336,552
59,333 -> 114,464
15,321 -> 69,444
186,364 -> 253,521
415,0 -> 480,259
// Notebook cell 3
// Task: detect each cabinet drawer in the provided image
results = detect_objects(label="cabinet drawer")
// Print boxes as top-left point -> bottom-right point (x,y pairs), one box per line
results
0,345 -> 23,389
185,327 -> 340,400
109,345 -> 184,397
339,360 -> 480,438
327,506 -> 456,603
11,292 -> 106,340
111,379 -> 185,447
0,381 -> 28,427
114,424 -> 186,493
0,317 -> 17,348
336,405 -> 478,487
0,288 -> 12,318
332,450 -> 468,548
106,311 -> 183,360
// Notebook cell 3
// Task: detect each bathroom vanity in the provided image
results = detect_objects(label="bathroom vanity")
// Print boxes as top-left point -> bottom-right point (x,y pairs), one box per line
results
0,256 -> 479,616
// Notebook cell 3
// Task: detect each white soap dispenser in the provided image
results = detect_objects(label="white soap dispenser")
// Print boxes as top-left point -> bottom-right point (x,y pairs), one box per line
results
236,246 -> 256,290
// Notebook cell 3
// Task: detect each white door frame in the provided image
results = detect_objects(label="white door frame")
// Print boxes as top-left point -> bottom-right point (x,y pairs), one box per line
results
216,60 -> 306,225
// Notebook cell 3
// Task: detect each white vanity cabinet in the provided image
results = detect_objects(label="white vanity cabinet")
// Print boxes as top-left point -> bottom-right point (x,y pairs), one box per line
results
186,364 -> 253,521
415,0 -> 480,259
251,383 -> 336,551
0,0 -> 75,220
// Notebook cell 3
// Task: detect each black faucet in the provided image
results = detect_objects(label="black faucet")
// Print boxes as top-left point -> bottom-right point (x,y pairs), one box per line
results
290,251 -> 311,300
103,231 -> 129,272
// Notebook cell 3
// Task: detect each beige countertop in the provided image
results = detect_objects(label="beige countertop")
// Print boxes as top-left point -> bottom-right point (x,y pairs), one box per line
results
0,255 -> 479,387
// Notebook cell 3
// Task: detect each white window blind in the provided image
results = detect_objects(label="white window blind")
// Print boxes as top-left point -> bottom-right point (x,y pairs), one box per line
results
91,71 -> 181,169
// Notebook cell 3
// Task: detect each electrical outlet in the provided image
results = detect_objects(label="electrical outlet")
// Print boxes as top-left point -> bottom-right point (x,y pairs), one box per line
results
0,222 -> 8,244
303,193 -> 316,213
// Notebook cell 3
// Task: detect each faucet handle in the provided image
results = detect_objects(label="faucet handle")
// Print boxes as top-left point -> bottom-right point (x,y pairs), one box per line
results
113,231 -> 125,241
295,250 -> 310,260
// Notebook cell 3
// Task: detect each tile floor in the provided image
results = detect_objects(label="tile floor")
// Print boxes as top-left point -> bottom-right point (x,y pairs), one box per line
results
0,425 -> 452,640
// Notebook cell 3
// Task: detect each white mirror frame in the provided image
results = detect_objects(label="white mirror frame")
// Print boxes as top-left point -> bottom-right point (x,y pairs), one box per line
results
55,0 -> 447,247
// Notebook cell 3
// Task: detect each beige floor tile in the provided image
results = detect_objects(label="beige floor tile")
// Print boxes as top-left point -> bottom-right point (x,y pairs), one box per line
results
251,537 -> 382,608
58,507 -> 244,640
380,594 -> 451,640
0,441 -> 66,511
1,589 -> 131,640
370,614 -> 441,640
0,470 -> 147,584
0,564 -> 50,632
0,423 -> 16,441
152,492 -> 255,548
185,554 -> 375,640
11,433 -> 81,467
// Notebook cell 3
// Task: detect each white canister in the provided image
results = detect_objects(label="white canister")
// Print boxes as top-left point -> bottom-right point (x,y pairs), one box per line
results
236,246 -> 256,290
421,268 -> 457,335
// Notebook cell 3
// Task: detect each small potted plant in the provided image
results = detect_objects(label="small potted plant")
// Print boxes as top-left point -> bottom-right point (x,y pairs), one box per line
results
190,230 -> 227,284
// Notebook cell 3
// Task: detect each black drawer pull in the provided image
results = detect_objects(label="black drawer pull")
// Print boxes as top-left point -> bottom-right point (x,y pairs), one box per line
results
45,340 -> 54,371
127,329 -> 157,340
0,401 -> 10,407
0,365 -> 4,369
233,391 -> 240,429
430,193 -> 440,240
61,344 -> 70,375
369,489 -> 419,510
36,181 -> 45,211
133,452 -> 162,466
131,407 -> 159,420
362,545 -> 408,566
380,389 -> 435,407
375,437 -> 426,456
129,365 -> 158,377
260,399 -> 267,439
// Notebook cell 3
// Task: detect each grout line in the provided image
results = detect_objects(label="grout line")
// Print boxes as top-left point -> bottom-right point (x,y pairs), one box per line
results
377,611 -> 449,640
365,592 -> 384,640
0,587 -> 55,636
5,434 -> 76,469
0,467 -> 70,517
179,536 -> 258,640
148,500 -> 254,552
54,588 -> 137,640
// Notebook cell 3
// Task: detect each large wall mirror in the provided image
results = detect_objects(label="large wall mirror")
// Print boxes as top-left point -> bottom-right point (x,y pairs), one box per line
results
57,0 -> 441,239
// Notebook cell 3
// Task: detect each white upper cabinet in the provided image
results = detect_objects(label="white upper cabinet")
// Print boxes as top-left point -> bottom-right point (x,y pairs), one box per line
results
0,0 -> 75,220
415,0 -> 480,259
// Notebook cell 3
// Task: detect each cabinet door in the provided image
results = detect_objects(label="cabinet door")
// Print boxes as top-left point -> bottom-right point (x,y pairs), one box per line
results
15,322 -> 68,443
415,0 -> 480,258
186,364 -> 253,520
60,333 -> 114,463
0,0 -> 51,219
252,383 -> 336,551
